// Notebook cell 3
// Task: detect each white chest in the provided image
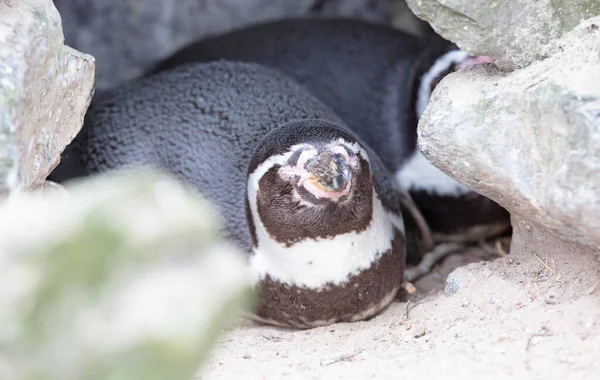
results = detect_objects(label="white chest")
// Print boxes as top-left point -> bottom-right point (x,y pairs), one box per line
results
248,190 -> 402,289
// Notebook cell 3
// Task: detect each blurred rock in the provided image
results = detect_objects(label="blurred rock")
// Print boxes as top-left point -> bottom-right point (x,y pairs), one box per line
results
0,0 -> 95,193
418,17 -> 600,252
0,169 -> 254,380
405,0 -> 600,69
29,181 -> 70,199
53,0 -> 315,89
309,0 -> 392,23
53,0 -> 429,89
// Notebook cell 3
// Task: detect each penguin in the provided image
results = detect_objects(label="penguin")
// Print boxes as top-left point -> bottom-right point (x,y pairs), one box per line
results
49,61 -> 407,329
147,18 -> 511,244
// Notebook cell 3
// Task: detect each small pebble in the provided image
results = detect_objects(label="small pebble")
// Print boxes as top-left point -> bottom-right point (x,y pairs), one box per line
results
445,272 -> 463,295
545,294 -> 557,305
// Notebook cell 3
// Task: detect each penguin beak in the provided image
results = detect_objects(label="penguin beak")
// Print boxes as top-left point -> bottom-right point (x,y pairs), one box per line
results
306,153 -> 351,194
323,158 -> 350,192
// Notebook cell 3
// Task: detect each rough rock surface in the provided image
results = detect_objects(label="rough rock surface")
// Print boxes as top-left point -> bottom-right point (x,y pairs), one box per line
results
405,0 -> 600,69
418,17 -> 600,252
0,0 -> 95,193
0,169 -> 254,380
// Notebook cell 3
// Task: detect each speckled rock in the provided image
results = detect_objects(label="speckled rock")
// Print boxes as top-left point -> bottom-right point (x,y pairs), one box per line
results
405,0 -> 600,69
0,169 -> 254,380
418,17 -> 600,252
0,0 -> 95,193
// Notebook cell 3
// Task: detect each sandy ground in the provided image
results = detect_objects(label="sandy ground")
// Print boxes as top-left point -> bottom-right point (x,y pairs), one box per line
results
195,235 -> 600,380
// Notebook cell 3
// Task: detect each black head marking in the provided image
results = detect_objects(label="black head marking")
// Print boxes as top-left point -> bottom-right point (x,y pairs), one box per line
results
248,119 -> 361,175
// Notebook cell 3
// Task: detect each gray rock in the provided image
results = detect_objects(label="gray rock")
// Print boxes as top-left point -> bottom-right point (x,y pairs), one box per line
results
405,0 -> 600,69
309,0 -> 392,23
0,169 -> 254,380
53,0 -> 315,90
418,17 -> 600,252
53,0 -> 424,90
0,0 -> 95,193
444,269 -> 464,295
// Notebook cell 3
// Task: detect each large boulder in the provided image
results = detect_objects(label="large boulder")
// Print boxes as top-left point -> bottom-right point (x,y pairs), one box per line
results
0,169 -> 254,380
405,0 -> 600,69
417,17 -> 600,253
0,0 -> 95,193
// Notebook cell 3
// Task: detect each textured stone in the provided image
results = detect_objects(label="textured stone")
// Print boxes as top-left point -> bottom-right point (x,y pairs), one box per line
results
405,0 -> 600,69
444,269 -> 464,295
418,17 -> 600,252
0,169 -> 254,380
0,0 -> 95,193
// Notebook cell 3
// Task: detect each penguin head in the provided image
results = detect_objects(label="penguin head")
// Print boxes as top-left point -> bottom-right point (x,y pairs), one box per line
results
246,120 -> 375,247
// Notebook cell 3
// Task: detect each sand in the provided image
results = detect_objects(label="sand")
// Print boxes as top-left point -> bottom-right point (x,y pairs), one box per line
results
195,234 -> 600,380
